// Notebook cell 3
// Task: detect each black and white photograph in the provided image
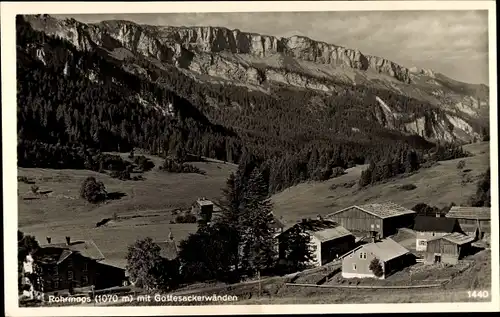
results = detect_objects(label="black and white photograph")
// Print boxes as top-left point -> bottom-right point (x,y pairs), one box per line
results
2,1 -> 498,315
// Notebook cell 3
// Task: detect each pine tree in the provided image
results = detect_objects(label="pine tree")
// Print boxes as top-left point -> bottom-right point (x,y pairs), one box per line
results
279,224 -> 316,272
239,170 -> 277,275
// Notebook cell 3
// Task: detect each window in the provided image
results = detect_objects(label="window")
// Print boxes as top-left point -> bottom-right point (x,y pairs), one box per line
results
83,262 -> 88,272
419,240 -> 427,246
376,224 -> 380,229
68,259 -> 73,268
432,233 -> 435,236
54,279 -> 59,289
54,266 -> 59,275
359,252 -> 367,259
68,271 -> 73,281
352,264 -> 357,270
82,275 -> 88,285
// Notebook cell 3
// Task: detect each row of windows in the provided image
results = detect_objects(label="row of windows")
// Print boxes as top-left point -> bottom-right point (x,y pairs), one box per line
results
53,262 -> 88,275
47,275 -> 89,289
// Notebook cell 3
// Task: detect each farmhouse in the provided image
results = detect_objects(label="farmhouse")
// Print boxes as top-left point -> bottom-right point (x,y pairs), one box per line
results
445,206 -> 490,239
327,202 -> 416,238
423,232 -> 475,265
191,197 -> 214,222
279,219 -> 355,267
413,215 -> 462,251
21,237 -> 126,297
341,238 -> 413,279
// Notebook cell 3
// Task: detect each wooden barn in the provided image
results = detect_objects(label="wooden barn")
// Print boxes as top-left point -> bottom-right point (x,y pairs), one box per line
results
413,215 -> 462,252
445,206 -> 490,239
327,202 -> 416,238
341,238 -> 413,279
279,219 -> 355,267
423,232 -> 475,265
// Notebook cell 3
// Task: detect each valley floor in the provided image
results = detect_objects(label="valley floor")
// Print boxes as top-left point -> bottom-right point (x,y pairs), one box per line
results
17,155 -> 236,268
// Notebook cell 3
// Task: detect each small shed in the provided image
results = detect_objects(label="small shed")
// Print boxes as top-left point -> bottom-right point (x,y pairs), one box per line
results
279,219 -> 355,267
327,202 -> 416,238
445,206 -> 490,239
341,238 -> 413,279
413,215 -> 462,251
424,232 -> 475,265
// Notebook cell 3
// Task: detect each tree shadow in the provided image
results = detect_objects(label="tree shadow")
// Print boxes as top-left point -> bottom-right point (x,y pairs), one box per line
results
106,192 -> 127,201
39,190 -> 53,195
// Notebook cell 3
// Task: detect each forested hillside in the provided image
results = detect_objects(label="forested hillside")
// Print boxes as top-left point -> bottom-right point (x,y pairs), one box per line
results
17,17 -> 243,168
16,15 -> 480,193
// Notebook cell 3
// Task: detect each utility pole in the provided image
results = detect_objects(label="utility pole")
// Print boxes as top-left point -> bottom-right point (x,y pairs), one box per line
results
258,270 -> 261,298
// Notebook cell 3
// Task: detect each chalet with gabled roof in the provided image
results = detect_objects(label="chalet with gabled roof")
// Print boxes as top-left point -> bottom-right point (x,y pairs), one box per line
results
445,206 -> 490,239
22,236 -> 126,296
341,238 -> 413,279
424,232 -> 475,265
326,202 -> 416,238
279,218 -> 355,267
413,215 -> 462,251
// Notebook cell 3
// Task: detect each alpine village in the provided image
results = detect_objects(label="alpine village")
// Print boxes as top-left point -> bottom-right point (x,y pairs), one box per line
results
16,14 -> 492,306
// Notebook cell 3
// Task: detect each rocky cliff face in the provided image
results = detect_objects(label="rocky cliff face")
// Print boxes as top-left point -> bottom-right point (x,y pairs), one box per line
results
24,15 -> 412,83
22,14 -> 489,144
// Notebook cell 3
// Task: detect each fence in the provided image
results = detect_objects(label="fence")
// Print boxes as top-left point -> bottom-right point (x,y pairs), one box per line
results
285,282 -> 444,290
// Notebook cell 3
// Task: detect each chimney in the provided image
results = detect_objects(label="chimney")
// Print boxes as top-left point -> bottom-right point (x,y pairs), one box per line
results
168,229 -> 174,242
65,236 -> 71,245
436,212 -> 441,218
46,236 -> 51,244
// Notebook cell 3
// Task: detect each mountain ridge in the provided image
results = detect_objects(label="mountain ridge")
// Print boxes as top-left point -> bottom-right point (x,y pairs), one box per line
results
20,14 -> 489,145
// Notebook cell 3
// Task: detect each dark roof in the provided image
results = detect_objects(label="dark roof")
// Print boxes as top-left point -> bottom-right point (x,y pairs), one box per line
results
37,240 -> 105,264
446,207 -> 491,220
157,241 -> 179,260
413,216 -> 457,233
428,232 -> 475,246
328,202 -> 415,219
289,219 -> 353,242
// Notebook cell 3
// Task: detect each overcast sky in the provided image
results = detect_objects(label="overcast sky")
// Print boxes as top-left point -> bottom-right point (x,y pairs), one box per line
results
57,11 -> 489,85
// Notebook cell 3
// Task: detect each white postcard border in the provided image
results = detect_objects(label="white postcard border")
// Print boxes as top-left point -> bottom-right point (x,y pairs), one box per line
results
2,1 -> 498,315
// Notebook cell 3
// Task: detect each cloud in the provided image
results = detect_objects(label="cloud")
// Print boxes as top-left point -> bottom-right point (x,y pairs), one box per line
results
57,10 -> 489,84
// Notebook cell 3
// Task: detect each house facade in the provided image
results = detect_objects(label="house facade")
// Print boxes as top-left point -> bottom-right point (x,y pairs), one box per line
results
21,238 -> 126,296
424,232 -> 474,265
191,198 -> 214,222
341,238 -> 412,279
413,215 -> 462,251
327,202 -> 416,238
445,207 -> 490,239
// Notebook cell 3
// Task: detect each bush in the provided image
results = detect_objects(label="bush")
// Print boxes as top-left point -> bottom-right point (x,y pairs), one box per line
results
80,177 -> 107,203
330,167 -> 346,179
160,157 -> 205,175
110,170 -> 131,181
18,176 -> 35,184
329,180 -> 356,190
134,155 -> 155,172
30,185 -> 39,194
175,213 -> 197,224
369,258 -> 384,278
456,160 -> 466,169
399,183 -> 417,191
